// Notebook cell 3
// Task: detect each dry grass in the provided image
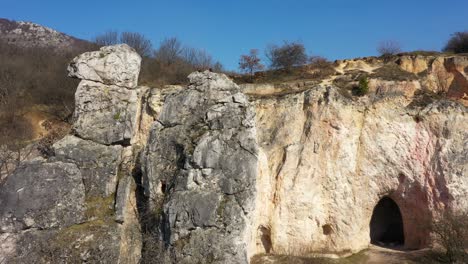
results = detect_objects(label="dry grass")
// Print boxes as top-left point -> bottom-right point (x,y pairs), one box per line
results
250,250 -> 369,264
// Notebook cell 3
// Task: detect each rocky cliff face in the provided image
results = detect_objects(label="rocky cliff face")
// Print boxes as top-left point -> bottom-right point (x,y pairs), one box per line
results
0,47 -> 467,263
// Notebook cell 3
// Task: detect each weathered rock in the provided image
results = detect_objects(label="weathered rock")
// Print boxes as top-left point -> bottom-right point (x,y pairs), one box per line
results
249,84 -> 468,256
396,55 -> 429,74
396,55 -> 468,105
72,80 -> 142,145
52,135 -> 123,197
115,175 -> 135,224
0,160 -> 85,232
0,223 -> 121,264
68,44 -> 141,88
141,71 -> 258,264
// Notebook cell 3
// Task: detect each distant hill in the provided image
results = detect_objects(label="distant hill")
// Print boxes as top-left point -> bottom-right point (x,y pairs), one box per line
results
0,18 -> 93,52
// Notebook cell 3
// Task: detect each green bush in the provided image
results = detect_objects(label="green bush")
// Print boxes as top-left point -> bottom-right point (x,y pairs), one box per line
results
354,77 -> 369,96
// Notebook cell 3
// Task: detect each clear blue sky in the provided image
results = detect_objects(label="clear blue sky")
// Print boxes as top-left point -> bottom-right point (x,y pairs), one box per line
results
2,0 -> 467,70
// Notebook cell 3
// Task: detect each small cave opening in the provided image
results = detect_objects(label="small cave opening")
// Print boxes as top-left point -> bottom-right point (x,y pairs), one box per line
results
370,197 -> 405,247
258,225 -> 272,253
322,224 -> 333,235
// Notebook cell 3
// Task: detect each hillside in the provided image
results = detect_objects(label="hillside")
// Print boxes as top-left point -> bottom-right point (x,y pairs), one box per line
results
0,18 -> 92,51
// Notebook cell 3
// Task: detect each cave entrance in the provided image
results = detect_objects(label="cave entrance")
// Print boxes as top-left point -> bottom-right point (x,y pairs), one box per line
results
370,197 -> 405,247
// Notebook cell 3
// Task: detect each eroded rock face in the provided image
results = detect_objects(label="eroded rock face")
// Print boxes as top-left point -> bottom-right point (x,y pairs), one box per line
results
141,71 -> 258,264
397,55 -> 468,104
68,44 -> 141,88
0,160 -> 85,232
248,84 -> 468,255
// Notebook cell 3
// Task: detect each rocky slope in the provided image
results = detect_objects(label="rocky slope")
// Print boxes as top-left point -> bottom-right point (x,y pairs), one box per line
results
0,45 -> 467,263
0,18 -> 91,51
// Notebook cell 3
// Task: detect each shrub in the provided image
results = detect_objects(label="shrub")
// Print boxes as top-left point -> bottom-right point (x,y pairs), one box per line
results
377,40 -> 402,57
353,76 -> 369,96
309,56 -> 335,79
431,210 -> 468,263
139,37 -> 223,85
266,41 -> 308,70
443,31 -> 468,54
239,49 -> 264,75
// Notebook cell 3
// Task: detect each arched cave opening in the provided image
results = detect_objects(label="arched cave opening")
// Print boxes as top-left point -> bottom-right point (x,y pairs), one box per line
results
370,197 -> 405,247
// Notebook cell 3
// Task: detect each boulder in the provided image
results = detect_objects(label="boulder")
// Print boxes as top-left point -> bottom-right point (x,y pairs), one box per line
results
72,80 -> 141,145
0,160 -> 85,232
68,44 -> 141,88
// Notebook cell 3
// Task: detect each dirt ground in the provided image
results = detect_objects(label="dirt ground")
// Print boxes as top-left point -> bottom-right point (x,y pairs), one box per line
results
251,245 -> 442,264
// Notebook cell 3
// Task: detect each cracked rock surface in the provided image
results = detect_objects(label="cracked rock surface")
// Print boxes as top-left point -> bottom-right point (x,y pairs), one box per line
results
141,71 -> 258,264
68,44 -> 141,88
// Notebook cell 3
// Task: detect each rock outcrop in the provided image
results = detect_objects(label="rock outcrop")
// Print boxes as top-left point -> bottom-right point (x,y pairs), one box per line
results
246,85 -> 467,255
0,46 -> 467,264
0,44 -> 144,264
141,71 -> 258,263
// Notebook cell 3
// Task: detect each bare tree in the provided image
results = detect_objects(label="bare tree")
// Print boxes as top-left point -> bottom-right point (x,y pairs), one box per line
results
377,40 -> 402,56
239,49 -> 264,75
154,37 -> 184,65
266,41 -> 308,70
443,31 -> 468,54
93,31 -> 118,46
212,61 -> 224,73
182,47 -> 214,70
120,32 -> 153,57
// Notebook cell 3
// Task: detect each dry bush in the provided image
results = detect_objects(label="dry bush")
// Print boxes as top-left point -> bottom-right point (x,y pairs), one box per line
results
0,39 -> 94,179
431,210 -> 468,263
140,37 -> 223,86
266,41 -> 308,70
239,49 -> 264,75
0,92 -> 33,180
308,56 -> 335,79
377,40 -> 402,57
443,31 -> 468,54
93,31 -> 119,46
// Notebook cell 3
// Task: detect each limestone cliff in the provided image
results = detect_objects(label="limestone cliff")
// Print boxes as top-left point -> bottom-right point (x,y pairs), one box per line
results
0,46 -> 467,264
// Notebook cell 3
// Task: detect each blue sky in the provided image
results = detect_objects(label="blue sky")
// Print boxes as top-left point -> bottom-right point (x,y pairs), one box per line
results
2,0 -> 468,70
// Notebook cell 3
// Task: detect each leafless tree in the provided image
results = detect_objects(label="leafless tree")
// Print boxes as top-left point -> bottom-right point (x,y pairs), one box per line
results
377,40 -> 402,56
443,31 -> 468,54
239,49 -> 264,75
154,37 -> 184,65
93,31 -> 119,46
120,32 -> 153,57
266,41 -> 308,70
182,47 -> 214,70
212,61 -> 224,72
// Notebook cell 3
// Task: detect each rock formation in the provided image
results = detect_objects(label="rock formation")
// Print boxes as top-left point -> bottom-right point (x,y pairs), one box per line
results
0,44 -> 144,264
0,46 -> 467,264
